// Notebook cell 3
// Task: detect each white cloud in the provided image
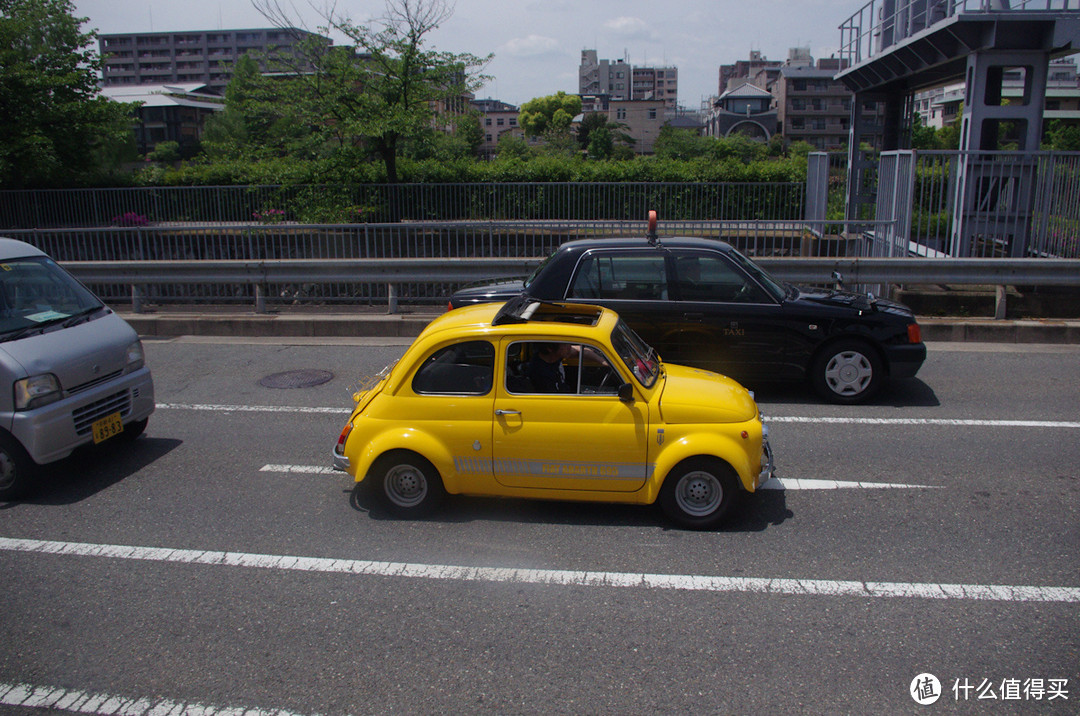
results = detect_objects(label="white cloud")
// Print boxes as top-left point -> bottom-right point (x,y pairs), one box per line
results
499,34 -> 561,58
603,16 -> 652,40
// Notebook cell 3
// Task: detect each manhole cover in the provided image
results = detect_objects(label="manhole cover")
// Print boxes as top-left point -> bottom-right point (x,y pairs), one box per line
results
259,369 -> 334,389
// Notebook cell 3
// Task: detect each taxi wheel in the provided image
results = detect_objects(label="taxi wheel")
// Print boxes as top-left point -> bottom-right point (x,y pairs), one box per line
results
0,433 -> 36,501
659,458 -> 739,530
811,339 -> 883,405
372,451 -> 446,517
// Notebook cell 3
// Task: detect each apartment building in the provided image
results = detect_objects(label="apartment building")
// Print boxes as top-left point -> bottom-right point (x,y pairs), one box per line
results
472,98 -> 523,159
579,50 -> 678,109
718,50 -> 783,94
774,56 -> 856,150
98,28 -> 330,95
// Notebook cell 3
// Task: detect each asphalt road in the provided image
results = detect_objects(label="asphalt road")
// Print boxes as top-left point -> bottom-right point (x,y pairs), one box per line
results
1,338 -> 1078,715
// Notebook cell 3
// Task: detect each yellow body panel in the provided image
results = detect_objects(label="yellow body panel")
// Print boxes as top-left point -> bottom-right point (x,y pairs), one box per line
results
336,301 -> 770,507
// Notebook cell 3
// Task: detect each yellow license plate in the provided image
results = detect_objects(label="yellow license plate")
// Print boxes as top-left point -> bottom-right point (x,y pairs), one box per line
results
92,412 -> 124,444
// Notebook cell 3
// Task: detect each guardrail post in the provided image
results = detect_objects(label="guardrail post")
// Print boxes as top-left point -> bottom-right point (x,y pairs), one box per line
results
131,285 -> 144,314
387,283 -> 399,314
995,285 -> 1007,320
255,284 -> 267,314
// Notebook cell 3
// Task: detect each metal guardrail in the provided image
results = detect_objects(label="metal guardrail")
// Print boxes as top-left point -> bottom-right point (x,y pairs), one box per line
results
62,256 -> 1080,315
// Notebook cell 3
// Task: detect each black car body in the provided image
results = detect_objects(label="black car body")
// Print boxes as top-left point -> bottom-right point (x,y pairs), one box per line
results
449,237 -> 926,403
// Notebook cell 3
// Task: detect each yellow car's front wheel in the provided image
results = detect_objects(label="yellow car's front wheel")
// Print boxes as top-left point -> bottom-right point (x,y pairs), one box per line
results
371,451 -> 446,517
659,458 -> 739,530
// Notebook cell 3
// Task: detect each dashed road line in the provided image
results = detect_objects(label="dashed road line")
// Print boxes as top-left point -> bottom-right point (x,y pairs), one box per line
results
156,403 -> 1080,429
0,681 -> 315,715
1,537 -> 1076,603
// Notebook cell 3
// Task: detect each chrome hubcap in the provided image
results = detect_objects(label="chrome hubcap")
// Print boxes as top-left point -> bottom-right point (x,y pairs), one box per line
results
675,470 -> 722,517
824,350 -> 873,396
384,464 -> 427,507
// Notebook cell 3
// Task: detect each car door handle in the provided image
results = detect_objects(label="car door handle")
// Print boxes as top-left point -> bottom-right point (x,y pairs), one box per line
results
494,409 -> 521,416
683,313 -> 704,321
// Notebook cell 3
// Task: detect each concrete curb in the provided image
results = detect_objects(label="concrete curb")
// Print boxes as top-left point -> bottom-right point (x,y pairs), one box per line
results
119,310 -> 1080,344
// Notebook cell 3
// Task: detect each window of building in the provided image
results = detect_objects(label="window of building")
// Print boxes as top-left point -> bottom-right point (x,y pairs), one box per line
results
497,118 -> 504,126
648,109 -> 657,119
616,108 -> 626,120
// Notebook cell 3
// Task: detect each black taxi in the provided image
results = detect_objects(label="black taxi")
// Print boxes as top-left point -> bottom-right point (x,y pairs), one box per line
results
449,236 -> 926,404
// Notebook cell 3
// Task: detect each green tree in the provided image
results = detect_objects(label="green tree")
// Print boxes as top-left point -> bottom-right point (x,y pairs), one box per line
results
653,126 -> 712,159
1046,119 -> 1080,151
255,0 -> 490,181
586,126 -> 613,159
518,91 -> 582,137
0,0 -> 137,187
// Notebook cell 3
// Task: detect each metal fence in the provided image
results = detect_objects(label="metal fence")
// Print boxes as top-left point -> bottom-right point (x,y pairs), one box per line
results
0,182 -> 807,229
871,150 -> 1080,259
5,220 -> 873,309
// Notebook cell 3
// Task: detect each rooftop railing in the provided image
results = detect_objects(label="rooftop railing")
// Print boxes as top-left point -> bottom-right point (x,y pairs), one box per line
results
839,0 -> 1078,67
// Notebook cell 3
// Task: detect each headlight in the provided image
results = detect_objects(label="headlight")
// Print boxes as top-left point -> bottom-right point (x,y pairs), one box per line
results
14,374 -> 62,410
125,340 -> 145,372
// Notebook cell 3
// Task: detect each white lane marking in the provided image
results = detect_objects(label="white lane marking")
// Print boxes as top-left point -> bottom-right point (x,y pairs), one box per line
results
156,402 -> 347,415
157,403 -> 1080,429
261,464 -> 338,475
262,464 -> 938,491
0,681 -> 314,715
1,537 -> 1076,604
758,477 -> 939,490
771,416 -> 1080,428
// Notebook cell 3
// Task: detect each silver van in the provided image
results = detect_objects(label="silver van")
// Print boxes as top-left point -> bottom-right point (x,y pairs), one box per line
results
0,238 -> 154,498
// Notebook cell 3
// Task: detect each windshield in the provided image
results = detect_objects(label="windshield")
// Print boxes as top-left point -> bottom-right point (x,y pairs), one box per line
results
522,253 -> 556,290
725,248 -> 787,302
0,257 -> 104,339
611,320 -> 660,388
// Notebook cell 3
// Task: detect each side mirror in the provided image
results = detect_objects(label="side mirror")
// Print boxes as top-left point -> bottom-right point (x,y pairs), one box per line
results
832,270 -> 845,290
618,382 -> 635,403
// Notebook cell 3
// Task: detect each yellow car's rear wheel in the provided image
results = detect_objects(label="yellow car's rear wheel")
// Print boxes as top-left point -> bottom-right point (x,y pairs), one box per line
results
372,451 -> 446,517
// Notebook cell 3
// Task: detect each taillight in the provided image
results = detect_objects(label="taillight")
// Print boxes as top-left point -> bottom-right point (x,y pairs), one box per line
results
907,323 -> 922,344
335,423 -> 353,455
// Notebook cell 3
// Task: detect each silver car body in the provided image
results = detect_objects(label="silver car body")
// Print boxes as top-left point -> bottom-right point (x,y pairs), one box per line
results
0,238 -> 154,465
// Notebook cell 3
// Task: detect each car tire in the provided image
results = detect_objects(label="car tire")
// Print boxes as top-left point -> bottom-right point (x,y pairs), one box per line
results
811,339 -> 883,404
371,451 -> 446,517
659,458 -> 740,530
0,433 -> 37,501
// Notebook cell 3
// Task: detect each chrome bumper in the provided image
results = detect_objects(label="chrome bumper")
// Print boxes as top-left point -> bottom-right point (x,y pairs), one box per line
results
331,450 -> 350,472
756,418 -> 775,488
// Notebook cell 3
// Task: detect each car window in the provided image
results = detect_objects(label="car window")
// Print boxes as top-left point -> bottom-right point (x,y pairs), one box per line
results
505,341 -> 622,395
611,321 -> 660,388
725,248 -> 787,302
0,257 -> 103,337
568,253 -> 668,301
673,254 -> 769,303
411,340 -> 495,395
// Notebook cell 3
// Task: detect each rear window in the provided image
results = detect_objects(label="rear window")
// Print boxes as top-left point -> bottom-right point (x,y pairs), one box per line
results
0,257 -> 103,339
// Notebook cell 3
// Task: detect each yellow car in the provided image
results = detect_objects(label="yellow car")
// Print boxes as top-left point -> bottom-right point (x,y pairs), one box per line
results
332,296 -> 774,529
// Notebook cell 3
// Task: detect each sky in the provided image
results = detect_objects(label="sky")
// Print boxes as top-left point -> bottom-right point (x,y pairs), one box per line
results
72,0 -> 860,108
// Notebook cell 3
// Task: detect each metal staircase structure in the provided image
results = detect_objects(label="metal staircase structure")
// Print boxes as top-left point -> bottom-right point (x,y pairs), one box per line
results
835,0 -> 1080,256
